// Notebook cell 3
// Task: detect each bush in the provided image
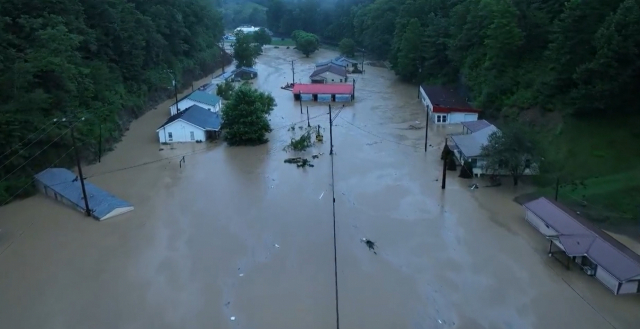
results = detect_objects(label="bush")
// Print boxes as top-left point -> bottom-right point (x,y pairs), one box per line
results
459,161 -> 474,179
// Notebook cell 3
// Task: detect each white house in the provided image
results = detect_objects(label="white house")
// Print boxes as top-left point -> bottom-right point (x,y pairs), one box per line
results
419,85 -> 480,124
170,90 -> 222,116
310,64 -> 348,84
158,105 -> 222,143
234,25 -> 260,34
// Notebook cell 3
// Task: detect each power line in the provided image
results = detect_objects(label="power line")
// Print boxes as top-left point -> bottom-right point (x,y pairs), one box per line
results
1,144 -> 79,206
0,120 -> 60,167
338,117 -> 420,149
0,122 -> 79,184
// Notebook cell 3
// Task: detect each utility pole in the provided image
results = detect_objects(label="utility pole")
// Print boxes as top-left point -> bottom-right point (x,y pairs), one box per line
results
98,121 -> 102,163
299,91 -> 303,114
69,119 -> 91,217
329,104 -> 334,155
307,106 -> 310,127
424,107 -> 430,153
291,60 -> 295,85
166,70 -> 179,113
441,139 -> 448,190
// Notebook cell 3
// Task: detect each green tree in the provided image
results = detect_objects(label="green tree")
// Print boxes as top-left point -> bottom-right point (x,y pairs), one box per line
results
266,0 -> 286,31
253,28 -> 272,46
216,80 -> 236,100
291,30 -> 319,57
338,38 -> 356,57
221,85 -> 276,146
480,124 -> 542,186
232,31 -> 258,68
395,18 -> 422,81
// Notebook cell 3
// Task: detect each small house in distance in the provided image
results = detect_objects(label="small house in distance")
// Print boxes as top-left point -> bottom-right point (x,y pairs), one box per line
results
310,64 -> 348,84
232,67 -> 258,81
170,90 -> 222,115
419,85 -> 480,124
316,56 -> 359,69
523,197 -> 640,295
35,168 -> 134,221
158,105 -> 222,143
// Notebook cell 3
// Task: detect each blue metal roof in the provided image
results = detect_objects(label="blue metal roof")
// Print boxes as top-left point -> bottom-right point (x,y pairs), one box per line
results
236,67 -> 258,73
157,105 -> 222,131
35,168 -> 133,220
187,90 -> 222,107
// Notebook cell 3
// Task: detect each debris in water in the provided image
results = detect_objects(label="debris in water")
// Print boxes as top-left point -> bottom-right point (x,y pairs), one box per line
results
360,238 -> 377,255
224,301 -> 231,307
284,157 -> 314,168
469,183 -> 479,190
274,244 -> 280,248
239,273 -> 244,277
230,316 -> 236,321
319,191 -> 325,199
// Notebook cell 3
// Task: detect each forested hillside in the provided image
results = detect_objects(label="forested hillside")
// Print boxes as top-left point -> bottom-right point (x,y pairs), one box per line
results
0,0 -> 224,203
266,0 -> 640,115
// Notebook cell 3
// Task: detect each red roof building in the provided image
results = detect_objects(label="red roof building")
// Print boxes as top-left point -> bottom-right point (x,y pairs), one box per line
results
419,85 -> 480,124
292,83 -> 354,102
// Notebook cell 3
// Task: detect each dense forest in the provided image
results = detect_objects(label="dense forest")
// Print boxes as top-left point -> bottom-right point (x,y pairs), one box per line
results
0,0 -> 224,203
263,0 -> 640,115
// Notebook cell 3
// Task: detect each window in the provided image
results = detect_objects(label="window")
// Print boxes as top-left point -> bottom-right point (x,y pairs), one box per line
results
471,158 -> 478,168
339,79 -> 342,82
436,115 -> 442,123
331,79 -> 334,81
167,132 -> 173,141
524,159 -> 531,169
190,131 -> 195,141
441,115 -> 447,123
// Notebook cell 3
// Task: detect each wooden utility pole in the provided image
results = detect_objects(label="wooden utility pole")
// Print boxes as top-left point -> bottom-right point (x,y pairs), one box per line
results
69,119 -> 91,217
329,104 -> 334,155
291,60 -> 295,85
424,107 -> 430,153
441,139 -> 448,190
299,91 -> 303,114
307,106 -> 310,127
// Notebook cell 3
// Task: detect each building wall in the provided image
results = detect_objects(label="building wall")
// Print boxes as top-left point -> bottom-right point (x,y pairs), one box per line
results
316,71 -> 348,83
35,180 -> 86,216
170,99 -> 221,115
524,210 -> 560,237
158,120 -> 206,143
618,280 -> 639,294
448,112 -> 479,124
595,267 -> 620,294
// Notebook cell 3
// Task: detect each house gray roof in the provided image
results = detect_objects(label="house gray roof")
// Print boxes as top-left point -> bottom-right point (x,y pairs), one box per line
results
450,124 -> 499,157
315,59 -> 348,68
421,85 -> 474,110
35,168 -> 133,220
310,64 -> 348,79
236,67 -> 258,73
157,105 -> 222,131
523,197 -> 640,282
335,56 -> 359,64
187,90 -> 221,107
462,120 -> 492,133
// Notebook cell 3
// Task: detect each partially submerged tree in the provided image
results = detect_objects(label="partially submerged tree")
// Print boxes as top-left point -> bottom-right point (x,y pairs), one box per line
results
221,85 -> 276,146
253,28 -> 272,46
339,38 -> 356,57
480,123 -> 542,185
232,31 -> 259,68
216,80 -> 236,100
291,30 -> 319,57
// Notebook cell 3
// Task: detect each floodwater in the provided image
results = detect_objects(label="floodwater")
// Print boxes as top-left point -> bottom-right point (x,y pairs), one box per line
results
1,47 -> 639,329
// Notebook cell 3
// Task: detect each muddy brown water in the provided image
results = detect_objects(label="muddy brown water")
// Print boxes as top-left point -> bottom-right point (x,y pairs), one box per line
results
1,47 -> 639,329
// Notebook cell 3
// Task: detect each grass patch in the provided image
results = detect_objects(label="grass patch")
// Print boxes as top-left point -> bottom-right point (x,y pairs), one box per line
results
536,115 -> 640,223
271,38 -> 295,46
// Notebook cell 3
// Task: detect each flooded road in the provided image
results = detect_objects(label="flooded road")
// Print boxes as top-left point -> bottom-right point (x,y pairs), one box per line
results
1,47 -> 639,329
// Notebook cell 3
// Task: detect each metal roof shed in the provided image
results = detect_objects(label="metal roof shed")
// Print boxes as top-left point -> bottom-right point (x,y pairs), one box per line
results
522,197 -> 640,294
35,168 -> 134,221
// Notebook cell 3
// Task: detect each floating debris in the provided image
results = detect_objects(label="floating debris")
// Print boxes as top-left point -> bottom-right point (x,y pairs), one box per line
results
239,273 -> 244,277
230,316 -> 236,321
360,238 -> 377,255
284,157 -> 314,168
469,183 -> 479,190
274,244 -> 280,248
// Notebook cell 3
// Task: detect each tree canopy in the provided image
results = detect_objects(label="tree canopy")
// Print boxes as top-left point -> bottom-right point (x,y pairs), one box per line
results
232,31 -> 260,68
253,28 -> 272,46
291,30 -> 319,57
221,85 -> 276,146
0,0 -> 224,203
339,38 -> 356,57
